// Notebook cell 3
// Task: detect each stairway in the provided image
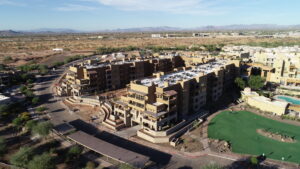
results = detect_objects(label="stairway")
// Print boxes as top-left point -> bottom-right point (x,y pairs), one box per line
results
100,101 -> 125,131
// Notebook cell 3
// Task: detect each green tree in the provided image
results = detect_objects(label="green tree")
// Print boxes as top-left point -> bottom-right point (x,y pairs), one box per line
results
10,146 -> 34,168
0,104 -> 9,117
19,112 -> 30,121
66,145 -> 82,162
12,117 -> 24,130
25,120 -> 38,131
0,137 -> 6,157
27,152 -> 55,169
38,65 -> 49,75
20,85 -> 28,93
250,156 -> 258,165
248,76 -> 265,90
25,89 -> 35,98
36,106 -> 47,112
234,77 -> 246,89
32,97 -> 40,105
32,121 -> 53,137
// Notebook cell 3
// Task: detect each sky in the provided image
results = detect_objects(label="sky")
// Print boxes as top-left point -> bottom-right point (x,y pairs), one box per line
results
0,0 -> 299,31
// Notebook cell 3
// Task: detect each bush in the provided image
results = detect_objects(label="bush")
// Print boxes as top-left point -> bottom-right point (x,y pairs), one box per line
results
20,85 -> 27,93
32,97 -> 40,105
10,146 -> 34,168
36,106 -> 47,112
52,61 -> 64,68
32,121 -> 53,137
85,161 -> 96,169
3,56 -> 13,62
0,137 -> 6,157
12,117 -> 24,130
38,65 -> 49,75
25,120 -> 38,131
27,152 -> 55,169
0,104 -> 9,117
25,89 -> 34,98
19,112 -> 30,121
250,156 -> 258,165
66,145 -> 83,162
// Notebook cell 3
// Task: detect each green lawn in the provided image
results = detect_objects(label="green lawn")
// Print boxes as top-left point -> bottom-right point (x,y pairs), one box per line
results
208,111 -> 300,164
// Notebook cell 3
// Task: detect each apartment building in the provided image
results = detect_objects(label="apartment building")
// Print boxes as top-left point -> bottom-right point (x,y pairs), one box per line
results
253,52 -> 300,86
106,60 -> 240,142
58,56 -> 185,96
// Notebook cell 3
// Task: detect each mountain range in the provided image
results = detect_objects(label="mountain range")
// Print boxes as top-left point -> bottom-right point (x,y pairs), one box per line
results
1,24 -> 300,36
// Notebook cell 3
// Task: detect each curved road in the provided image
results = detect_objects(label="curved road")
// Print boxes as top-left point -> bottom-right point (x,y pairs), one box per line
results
34,67 -> 79,125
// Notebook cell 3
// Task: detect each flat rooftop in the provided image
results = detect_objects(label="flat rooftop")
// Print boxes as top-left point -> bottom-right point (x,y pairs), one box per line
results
140,60 -> 229,87
84,59 -> 148,70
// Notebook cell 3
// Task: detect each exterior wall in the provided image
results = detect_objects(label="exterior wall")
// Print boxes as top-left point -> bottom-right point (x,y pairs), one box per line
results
61,57 -> 184,96
242,88 -> 288,116
247,97 -> 287,115
253,52 -> 300,86
111,60 -> 239,139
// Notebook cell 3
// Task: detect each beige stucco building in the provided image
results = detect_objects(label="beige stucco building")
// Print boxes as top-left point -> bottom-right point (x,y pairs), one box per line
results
252,52 -> 300,86
103,59 -> 240,143
57,56 -> 185,96
241,88 -> 289,116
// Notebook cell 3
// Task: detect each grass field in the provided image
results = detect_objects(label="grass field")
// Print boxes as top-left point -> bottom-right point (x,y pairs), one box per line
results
208,111 -> 300,164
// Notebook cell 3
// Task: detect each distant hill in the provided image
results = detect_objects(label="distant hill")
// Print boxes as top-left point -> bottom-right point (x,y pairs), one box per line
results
0,30 -> 24,36
25,28 -> 81,33
100,24 -> 300,32
1,24 -> 300,36
101,26 -> 183,33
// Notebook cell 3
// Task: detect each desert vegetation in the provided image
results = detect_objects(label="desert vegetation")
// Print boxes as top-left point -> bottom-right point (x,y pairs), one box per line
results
2,33 -> 300,66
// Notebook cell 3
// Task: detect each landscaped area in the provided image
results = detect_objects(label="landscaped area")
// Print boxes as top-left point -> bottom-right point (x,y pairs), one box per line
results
208,111 -> 300,164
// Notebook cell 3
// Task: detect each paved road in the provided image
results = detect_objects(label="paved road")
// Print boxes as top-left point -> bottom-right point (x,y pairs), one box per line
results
34,68 -> 79,125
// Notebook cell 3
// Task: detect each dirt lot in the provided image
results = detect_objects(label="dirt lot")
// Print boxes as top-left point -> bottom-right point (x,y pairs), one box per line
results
63,101 -> 104,123
2,33 -> 300,66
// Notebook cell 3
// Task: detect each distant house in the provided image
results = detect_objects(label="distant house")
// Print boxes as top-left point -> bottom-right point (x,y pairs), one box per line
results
53,48 -> 64,52
151,34 -> 161,38
192,33 -> 210,37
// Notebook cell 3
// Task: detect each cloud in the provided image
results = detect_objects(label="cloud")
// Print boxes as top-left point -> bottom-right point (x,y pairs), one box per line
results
90,0 -> 228,15
0,0 -> 25,6
55,4 -> 96,11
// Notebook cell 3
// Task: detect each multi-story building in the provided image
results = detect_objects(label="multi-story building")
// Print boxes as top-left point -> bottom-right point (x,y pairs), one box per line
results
253,51 -> 300,86
58,56 -> 185,96
106,60 -> 240,143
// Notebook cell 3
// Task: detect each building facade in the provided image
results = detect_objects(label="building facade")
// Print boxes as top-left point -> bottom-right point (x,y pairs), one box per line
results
58,56 -> 185,96
253,52 -> 300,86
105,60 -> 240,142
